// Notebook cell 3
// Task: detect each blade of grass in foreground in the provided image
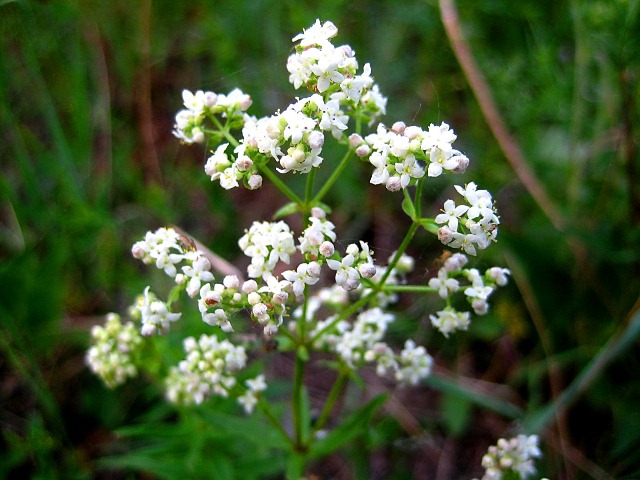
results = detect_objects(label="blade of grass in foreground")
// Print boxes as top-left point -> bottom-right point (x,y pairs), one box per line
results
425,371 -> 524,419
524,301 -> 640,433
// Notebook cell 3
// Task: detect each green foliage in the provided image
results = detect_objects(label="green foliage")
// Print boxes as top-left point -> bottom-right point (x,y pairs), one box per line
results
1,0 -> 639,478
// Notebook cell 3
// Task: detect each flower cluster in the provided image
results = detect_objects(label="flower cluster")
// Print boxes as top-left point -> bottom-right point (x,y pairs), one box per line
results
310,308 -> 433,386
87,21 -> 516,457
426,253 -> 511,336
287,19 -> 386,119
435,182 -> 500,255
85,313 -> 143,388
238,220 -> 296,279
475,434 -> 543,480
131,227 -> 216,297
133,286 -> 182,336
165,334 -> 248,405
351,121 -> 469,191
173,88 -> 252,144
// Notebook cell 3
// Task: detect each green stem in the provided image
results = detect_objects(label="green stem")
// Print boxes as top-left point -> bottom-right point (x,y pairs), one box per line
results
311,149 -> 353,205
257,162 -> 303,205
383,285 -> 437,293
209,115 -> 239,147
379,221 -> 420,286
292,351 -> 307,451
257,399 -> 294,448
314,369 -> 349,432
414,179 -> 424,218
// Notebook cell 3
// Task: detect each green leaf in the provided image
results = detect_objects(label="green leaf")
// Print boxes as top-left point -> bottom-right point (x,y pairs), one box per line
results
273,202 -> 300,219
418,218 -> 439,235
401,195 -> 416,219
441,390 -> 472,436
309,394 -> 387,459
425,374 -> 523,419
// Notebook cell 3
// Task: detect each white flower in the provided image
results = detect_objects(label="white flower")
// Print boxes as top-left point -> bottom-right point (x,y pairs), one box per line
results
420,122 -> 457,152
292,19 -> 338,47
427,147 -> 461,177
429,308 -> 470,337
435,199 -> 469,231
182,254 -> 215,297
282,262 -> 321,300
369,151 -> 390,185
428,268 -> 460,299
395,154 -> 424,188
327,254 -> 360,291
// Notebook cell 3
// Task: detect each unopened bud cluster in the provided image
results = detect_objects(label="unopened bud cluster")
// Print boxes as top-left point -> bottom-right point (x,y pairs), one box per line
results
86,313 -> 143,388
475,434 -> 543,480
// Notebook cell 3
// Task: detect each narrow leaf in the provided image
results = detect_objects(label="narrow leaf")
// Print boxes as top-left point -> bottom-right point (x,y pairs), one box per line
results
309,394 -> 386,459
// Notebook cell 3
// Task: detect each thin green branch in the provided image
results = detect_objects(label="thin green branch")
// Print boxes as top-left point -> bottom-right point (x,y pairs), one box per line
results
292,352 -> 307,451
257,162 -> 303,205
314,369 -> 349,432
311,149 -> 353,205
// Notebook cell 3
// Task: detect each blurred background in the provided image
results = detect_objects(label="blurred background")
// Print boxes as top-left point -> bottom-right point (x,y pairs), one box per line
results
1,0 -> 639,478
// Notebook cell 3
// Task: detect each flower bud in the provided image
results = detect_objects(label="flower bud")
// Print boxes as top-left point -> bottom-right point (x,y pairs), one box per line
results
391,121 -> 406,134
237,94 -> 253,111
242,280 -> 258,293
403,125 -> 422,139
191,128 -> 205,144
248,174 -> 263,190
307,261 -> 321,278
264,324 -> 278,336
223,275 -> 240,289
386,176 -> 402,192
247,292 -> 261,305
319,241 -> 335,257
272,292 -> 288,305
252,303 -> 268,317
355,144 -> 371,157
131,242 -> 146,259
311,207 -> 326,218
472,298 -> 489,315
203,92 -> 218,107
359,263 -> 377,279
346,243 -> 359,256
307,130 -> 324,149
343,277 -> 361,291
348,133 -> 364,147
445,253 -> 467,271
280,155 -> 297,171
438,226 -> 454,245
236,155 -> 253,172
451,153 -> 469,173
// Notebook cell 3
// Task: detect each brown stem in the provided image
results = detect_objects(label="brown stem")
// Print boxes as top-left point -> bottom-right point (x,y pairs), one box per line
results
137,0 -> 162,184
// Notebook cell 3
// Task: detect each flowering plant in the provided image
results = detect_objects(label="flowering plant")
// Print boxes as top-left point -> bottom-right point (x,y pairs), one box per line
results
87,19 -> 540,478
